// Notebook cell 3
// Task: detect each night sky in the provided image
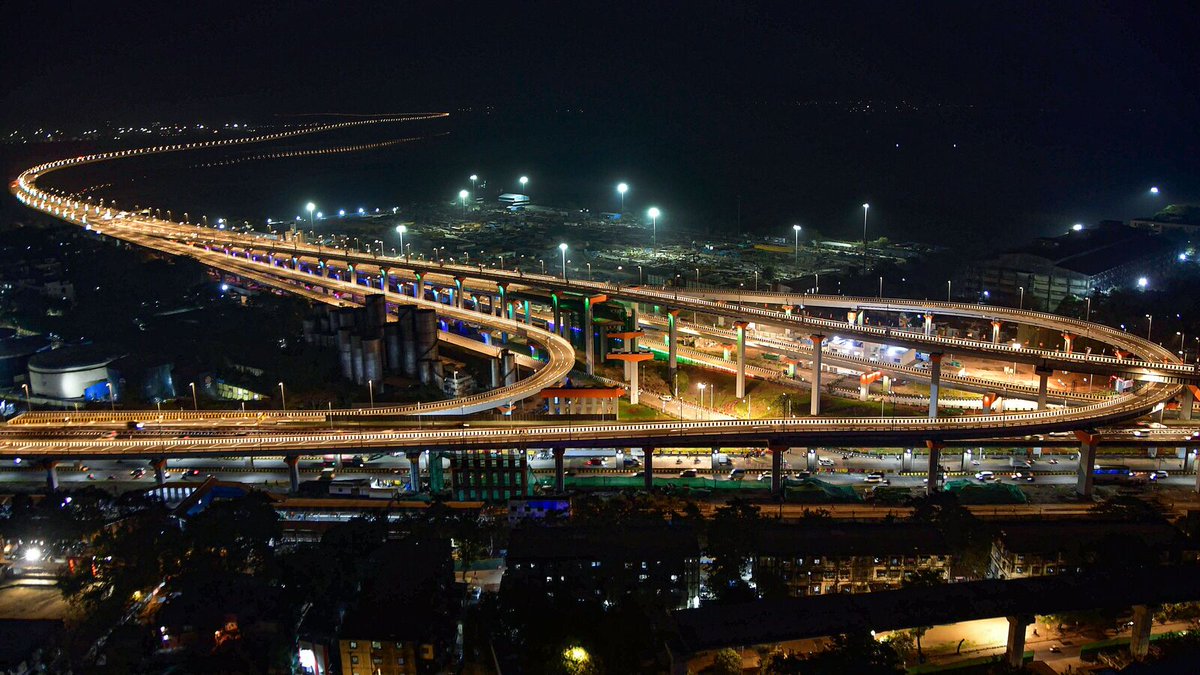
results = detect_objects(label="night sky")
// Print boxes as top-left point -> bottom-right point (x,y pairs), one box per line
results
4,1 -> 1198,124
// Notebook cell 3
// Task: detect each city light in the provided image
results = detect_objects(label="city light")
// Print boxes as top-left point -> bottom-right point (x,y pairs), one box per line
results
617,182 -> 628,211
648,206 -> 661,246
1072,223 -> 1083,231
1150,186 -> 1160,194
1137,277 -> 1148,289
23,546 -> 41,562
519,176 -> 528,192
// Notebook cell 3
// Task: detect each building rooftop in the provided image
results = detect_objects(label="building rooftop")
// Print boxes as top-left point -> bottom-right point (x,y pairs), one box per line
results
26,344 -> 123,371
994,520 -> 1187,555
506,523 -> 700,562
754,522 -> 949,557
997,222 -> 1174,277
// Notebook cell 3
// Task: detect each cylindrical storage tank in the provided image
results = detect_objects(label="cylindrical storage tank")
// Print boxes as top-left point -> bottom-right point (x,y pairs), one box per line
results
362,336 -> 385,385
351,335 -> 365,384
414,309 -> 439,385
384,324 -> 402,373
364,293 -> 387,330
396,305 -> 417,377
337,328 -> 354,380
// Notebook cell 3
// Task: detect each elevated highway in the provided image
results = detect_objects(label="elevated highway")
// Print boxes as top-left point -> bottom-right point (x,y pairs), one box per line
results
7,115 -> 1197,498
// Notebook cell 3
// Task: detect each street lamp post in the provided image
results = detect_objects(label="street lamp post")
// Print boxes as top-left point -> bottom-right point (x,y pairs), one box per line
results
278,382 -> 287,411
946,280 -> 952,301
1146,314 -> 1154,341
459,189 -> 469,215
586,262 -> 592,280
1085,296 -> 1092,323
106,382 -> 115,411
1018,286 -> 1025,309
189,382 -> 198,410
862,203 -> 870,254
792,224 -> 802,263
519,176 -> 528,194
21,383 -> 30,411
637,265 -> 643,285
470,174 -> 478,192
617,182 -> 628,212
559,243 -> 568,279
368,380 -> 375,407
648,207 -> 660,246
306,202 -> 316,229
754,270 -> 759,291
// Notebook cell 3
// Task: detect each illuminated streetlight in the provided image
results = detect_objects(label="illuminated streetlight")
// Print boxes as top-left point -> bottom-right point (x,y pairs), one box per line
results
396,224 -> 407,260
1137,276 -> 1148,290
559,242 -> 568,279
1150,186 -> 1160,195
862,203 -> 870,254
648,207 -> 661,246
306,202 -> 315,229
459,189 -> 469,214
470,174 -> 478,192
278,382 -> 287,411
189,382 -> 198,410
617,182 -> 628,211
519,176 -> 528,193
1072,223 -> 1083,232
792,223 -> 802,263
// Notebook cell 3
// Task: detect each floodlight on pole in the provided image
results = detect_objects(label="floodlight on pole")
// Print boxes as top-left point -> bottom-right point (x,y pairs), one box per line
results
306,202 -> 316,229
559,243 -> 568,279
617,182 -> 628,211
792,224 -> 802,263
648,207 -> 661,246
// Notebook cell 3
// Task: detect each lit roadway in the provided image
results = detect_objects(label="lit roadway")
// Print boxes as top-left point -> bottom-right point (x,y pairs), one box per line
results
6,115 -> 1198,464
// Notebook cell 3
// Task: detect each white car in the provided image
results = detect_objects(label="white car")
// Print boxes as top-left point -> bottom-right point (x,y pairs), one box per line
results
864,473 -> 889,484
975,471 -> 995,481
818,458 -> 835,467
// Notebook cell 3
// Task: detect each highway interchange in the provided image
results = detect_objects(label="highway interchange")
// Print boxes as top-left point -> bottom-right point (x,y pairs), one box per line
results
7,115 -> 1200,498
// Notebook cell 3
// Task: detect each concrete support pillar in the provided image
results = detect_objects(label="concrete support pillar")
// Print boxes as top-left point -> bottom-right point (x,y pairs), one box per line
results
928,353 -> 944,419
961,449 -> 972,471
1005,615 -> 1029,669
43,460 -> 59,491
902,448 -> 914,473
584,298 -> 596,375
553,447 -> 566,493
926,441 -> 943,495
414,274 -> 424,300
406,451 -> 423,493
991,320 -> 1001,344
643,447 -> 655,491
552,295 -> 562,336
1075,430 -> 1100,498
629,355 -> 641,405
806,449 -> 817,471
1181,386 -> 1195,421
668,310 -> 680,396
1130,604 -> 1153,660
284,456 -> 300,494
982,392 -> 997,413
923,313 -> 934,336
734,321 -> 749,400
769,445 -> 786,495
524,299 -> 531,325
152,458 -> 167,487
1193,448 -> 1200,494
490,358 -> 502,388
1036,367 -> 1051,410
453,277 -> 465,309
503,350 -> 517,386
379,268 -> 390,291
810,334 -> 826,416
1062,333 -> 1074,354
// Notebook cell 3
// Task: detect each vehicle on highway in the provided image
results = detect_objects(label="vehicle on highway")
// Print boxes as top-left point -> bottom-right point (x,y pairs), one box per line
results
125,421 -> 144,430
129,468 -> 145,479
818,458 -> 835,467
1048,458 -> 1060,464
729,468 -> 746,481
1010,472 -> 1035,482
1150,470 -> 1169,481
623,457 -> 641,467
1049,645 -> 1062,653
631,470 -> 645,478
975,471 -> 995,481
864,473 -> 889,484
1093,464 -> 1134,485
585,458 -> 606,467
678,469 -> 698,478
